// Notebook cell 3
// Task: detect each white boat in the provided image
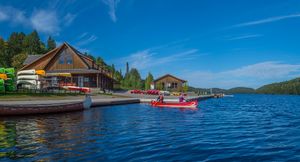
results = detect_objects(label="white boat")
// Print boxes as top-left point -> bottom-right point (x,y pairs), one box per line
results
17,80 -> 37,85
17,70 -> 36,75
17,75 -> 39,80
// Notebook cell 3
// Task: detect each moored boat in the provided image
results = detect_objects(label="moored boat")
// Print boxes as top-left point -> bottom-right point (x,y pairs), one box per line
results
17,75 -> 40,80
150,100 -> 198,108
0,95 -> 92,115
62,86 -> 91,93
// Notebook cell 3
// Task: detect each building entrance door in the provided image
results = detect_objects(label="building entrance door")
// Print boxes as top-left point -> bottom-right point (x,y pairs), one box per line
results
78,76 -> 84,87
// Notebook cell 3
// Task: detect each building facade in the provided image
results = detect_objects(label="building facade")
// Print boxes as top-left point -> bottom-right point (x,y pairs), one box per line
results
154,74 -> 186,92
21,42 -> 114,90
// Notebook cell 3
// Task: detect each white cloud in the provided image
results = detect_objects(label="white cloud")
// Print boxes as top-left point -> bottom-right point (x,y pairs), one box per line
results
76,33 -> 98,46
182,61 -> 300,88
0,6 -> 27,25
223,61 -> 300,79
102,0 -> 120,22
63,13 -> 77,26
119,48 -> 200,70
0,5 -> 77,34
30,10 -> 59,34
232,14 -> 300,28
0,11 -> 8,21
227,34 -> 263,41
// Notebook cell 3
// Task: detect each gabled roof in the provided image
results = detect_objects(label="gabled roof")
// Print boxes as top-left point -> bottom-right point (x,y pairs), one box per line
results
154,74 -> 187,83
23,55 -> 43,65
21,42 -> 94,70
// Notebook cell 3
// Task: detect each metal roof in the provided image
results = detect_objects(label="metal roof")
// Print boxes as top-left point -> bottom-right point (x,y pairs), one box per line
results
23,55 -> 43,65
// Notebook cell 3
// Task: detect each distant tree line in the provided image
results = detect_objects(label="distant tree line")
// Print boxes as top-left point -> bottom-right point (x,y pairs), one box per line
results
256,78 -> 300,95
0,30 -> 56,70
189,78 -> 300,95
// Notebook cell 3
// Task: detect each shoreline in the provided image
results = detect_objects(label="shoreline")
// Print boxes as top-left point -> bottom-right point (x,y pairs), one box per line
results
0,93 -> 214,116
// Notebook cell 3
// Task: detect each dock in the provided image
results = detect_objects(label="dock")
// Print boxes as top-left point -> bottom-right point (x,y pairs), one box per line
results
0,94 -> 215,115
0,94 -> 214,107
139,95 -> 214,103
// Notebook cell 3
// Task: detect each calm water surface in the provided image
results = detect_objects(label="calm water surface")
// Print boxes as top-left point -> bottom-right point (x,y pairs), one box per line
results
1,94 -> 300,161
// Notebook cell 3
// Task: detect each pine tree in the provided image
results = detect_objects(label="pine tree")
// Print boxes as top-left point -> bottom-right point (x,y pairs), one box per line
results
47,36 -> 56,51
183,82 -> 189,92
23,30 -> 42,54
145,72 -> 154,90
6,32 -> 25,66
0,37 -> 7,67
11,52 -> 28,70
128,68 -> 142,89
96,56 -> 104,66
126,62 -> 129,74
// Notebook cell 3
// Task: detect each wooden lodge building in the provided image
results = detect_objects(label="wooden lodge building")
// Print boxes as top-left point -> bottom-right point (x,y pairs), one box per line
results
154,74 -> 187,92
21,42 -> 114,90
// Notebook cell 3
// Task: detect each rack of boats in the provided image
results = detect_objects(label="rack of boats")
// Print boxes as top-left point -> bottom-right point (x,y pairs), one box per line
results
17,69 -> 91,93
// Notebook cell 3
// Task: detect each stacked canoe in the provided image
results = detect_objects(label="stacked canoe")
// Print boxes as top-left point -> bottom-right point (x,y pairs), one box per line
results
0,68 -> 16,93
17,70 -> 45,89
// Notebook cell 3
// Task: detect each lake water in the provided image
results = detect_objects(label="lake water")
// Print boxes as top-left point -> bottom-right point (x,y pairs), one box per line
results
1,94 -> 300,161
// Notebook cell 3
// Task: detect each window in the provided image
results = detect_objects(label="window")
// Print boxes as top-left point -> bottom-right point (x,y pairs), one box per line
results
66,55 -> 73,64
170,82 -> 178,89
58,49 -> 73,65
58,54 -> 65,64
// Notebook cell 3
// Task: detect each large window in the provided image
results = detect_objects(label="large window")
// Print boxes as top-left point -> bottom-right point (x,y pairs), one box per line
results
58,49 -> 73,65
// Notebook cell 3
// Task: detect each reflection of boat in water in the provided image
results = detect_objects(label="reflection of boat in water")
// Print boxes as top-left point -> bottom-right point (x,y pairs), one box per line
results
0,95 -> 92,116
224,95 -> 234,97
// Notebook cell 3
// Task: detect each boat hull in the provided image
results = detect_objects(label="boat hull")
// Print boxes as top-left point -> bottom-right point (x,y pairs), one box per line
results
151,101 -> 198,108
17,75 -> 40,80
17,70 -> 36,75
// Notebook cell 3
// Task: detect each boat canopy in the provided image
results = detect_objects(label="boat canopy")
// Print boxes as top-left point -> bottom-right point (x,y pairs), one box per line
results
46,73 -> 72,77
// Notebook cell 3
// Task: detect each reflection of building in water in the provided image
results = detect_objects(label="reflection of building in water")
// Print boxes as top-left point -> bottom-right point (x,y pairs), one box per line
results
0,121 -> 17,158
0,111 -> 103,160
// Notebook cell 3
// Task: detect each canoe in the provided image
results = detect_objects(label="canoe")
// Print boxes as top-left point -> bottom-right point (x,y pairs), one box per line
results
63,86 -> 91,93
4,68 -> 15,74
17,70 -> 36,75
150,100 -> 198,108
17,75 -> 39,80
0,74 -> 7,80
17,80 -> 37,85
36,70 -> 45,76
0,95 -> 92,115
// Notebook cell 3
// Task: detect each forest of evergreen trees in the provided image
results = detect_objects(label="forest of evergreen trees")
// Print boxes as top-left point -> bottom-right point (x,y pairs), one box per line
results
256,78 -> 300,95
0,30 -> 56,70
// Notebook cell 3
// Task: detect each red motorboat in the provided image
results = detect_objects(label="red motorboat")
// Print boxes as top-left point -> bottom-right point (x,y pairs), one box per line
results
150,100 -> 198,108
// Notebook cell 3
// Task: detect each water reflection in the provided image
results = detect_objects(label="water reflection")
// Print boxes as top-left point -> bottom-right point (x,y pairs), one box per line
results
0,111 -> 91,160
0,96 -> 299,161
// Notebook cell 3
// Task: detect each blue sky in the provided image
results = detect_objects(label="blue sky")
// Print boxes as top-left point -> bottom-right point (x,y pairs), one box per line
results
1,0 -> 300,88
